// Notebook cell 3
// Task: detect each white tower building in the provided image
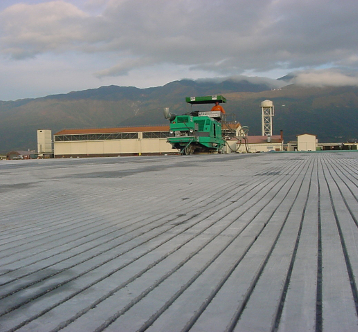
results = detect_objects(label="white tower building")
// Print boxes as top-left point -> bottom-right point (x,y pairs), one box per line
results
37,130 -> 53,157
261,100 -> 274,136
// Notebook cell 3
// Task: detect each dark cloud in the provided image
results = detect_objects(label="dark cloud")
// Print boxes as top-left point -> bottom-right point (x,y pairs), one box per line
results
2,0 -> 358,72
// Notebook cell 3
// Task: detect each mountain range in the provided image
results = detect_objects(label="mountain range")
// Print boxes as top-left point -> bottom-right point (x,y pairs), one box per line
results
1,77 -> 358,153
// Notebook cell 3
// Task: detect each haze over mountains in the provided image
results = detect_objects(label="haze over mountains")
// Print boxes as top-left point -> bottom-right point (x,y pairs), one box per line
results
1,76 -> 358,153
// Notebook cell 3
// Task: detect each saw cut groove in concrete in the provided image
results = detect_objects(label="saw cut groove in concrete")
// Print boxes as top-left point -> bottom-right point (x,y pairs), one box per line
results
1,153 -> 358,332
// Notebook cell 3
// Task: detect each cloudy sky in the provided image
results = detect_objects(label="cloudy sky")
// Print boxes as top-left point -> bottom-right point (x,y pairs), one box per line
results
0,0 -> 358,100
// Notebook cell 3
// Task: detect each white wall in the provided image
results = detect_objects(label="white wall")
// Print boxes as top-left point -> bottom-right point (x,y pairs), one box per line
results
54,138 -> 175,157
297,134 -> 317,151
37,130 -> 53,154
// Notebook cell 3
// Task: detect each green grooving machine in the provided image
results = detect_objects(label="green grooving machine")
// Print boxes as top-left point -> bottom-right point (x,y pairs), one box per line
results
164,95 -> 226,155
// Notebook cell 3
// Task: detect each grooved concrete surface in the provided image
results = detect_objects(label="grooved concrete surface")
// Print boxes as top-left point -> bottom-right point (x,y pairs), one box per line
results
1,152 -> 358,332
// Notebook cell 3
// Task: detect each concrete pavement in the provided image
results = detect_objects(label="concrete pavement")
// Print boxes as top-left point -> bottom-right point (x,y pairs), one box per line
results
0,152 -> 358,331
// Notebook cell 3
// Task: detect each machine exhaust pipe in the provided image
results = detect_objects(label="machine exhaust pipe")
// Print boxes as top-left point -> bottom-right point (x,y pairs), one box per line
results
164,107 -> 176,121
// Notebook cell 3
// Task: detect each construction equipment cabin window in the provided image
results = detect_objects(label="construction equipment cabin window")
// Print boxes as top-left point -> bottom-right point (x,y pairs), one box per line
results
195,120 -> 206,131
176,116 -> 190,123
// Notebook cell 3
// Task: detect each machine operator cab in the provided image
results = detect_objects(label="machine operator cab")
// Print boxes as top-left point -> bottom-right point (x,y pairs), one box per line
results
185,95 -> 226,121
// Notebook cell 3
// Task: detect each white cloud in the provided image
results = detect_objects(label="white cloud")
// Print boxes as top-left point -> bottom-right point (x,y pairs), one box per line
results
196,75 -> 287,89
292,70 -> 358,87
0,1 -> 89,58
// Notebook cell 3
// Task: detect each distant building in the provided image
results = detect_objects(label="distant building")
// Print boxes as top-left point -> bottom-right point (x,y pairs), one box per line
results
6,150 -> 38,160
236,135 -> 284,153
286,141 -> 298,151
297,134 -> 317,151
53,126 -> 175,158
318,142 -> 358,150
37,130 -> 53,158
54,123 -> 279,157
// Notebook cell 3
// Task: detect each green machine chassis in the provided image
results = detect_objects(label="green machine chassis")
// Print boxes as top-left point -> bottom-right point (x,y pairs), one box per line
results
166,95 -> 226,155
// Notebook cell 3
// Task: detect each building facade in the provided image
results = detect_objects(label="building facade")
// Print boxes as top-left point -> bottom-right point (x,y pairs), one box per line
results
37,130 -> 53,157
297,134 -> 317,151
53,126 -> 175,157
223,135 -> 284,153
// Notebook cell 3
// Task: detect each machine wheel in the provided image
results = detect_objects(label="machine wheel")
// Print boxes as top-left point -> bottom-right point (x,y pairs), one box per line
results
183,145 -> 194,155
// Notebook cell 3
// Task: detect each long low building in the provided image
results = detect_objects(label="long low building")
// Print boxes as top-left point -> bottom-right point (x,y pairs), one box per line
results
54,126 -> 175,157
53,123 -> 243,158
224,135 -> 284,153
